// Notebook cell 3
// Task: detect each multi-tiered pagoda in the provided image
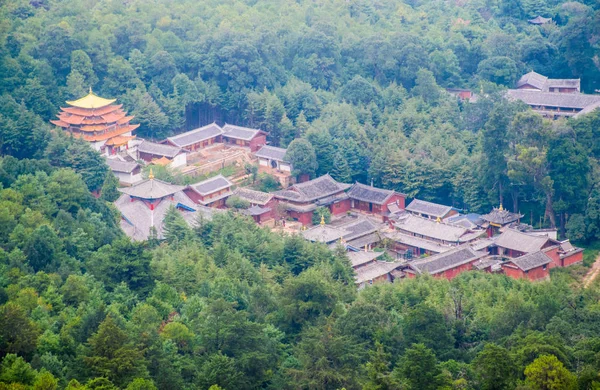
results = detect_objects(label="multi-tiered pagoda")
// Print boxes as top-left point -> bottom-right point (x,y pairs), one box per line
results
51,89 -> 139,155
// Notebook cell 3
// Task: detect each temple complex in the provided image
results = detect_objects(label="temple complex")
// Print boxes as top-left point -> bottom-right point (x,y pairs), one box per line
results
50,89 -> 139,155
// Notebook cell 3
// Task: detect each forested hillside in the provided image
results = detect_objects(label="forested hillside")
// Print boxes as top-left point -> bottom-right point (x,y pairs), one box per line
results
2,0 -> 600,388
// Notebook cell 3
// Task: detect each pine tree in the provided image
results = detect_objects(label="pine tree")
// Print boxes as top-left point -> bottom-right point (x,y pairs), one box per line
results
100,172 -> 120,202
331,152 -> 352,183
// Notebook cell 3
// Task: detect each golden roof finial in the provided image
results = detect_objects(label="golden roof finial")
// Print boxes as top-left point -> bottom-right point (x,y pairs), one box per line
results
320,214 -> 325,225
89,86 -> 93,94
499,203 -> 503,211
436,216 -> 441,223
149,168 -> 155,180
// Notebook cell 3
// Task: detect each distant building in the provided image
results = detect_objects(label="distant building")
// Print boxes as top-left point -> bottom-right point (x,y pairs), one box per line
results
405,199 -> 457,220
502,251 -> 552,281
446,88 -> 474,100
347,183 -> 406,221
255,145 -> 292,173
135,140 -> 187,168
516,71 -> 580,93
233,187 -> 277,223
114,172 -> 209,241
528,16 -> 551,25
51,89 -> 139,156
222,124 -> 267,152
184,174 -> 234,208
105,158 -> 142,185
274,174 -> 351,225
164,123 -> 223,151
402,246 -> 488,280
481,205 -> 523,237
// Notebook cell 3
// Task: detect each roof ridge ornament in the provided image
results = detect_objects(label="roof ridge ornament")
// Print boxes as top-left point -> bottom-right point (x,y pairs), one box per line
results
149,168 -> 155,180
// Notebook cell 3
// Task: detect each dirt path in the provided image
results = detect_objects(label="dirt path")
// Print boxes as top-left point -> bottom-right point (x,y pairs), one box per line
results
583,253 -> 600,288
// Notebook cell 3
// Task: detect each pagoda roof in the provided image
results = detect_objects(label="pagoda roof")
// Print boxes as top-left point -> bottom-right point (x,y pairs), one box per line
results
118,178 -> 185,200
481,207 -> 523,226
105,135 -> 136,147
80,124 -> 140,142
61,104 -> 122,116
66,90 -> 116,109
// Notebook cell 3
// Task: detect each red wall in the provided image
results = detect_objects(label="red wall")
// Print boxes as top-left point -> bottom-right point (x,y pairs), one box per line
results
502,264 -> 549,281
288,210 -> 313,225
438,260 -> 478,280
385,194 -> 406,211
183,188 -> 230,208
330,198 -> 352,215
562,251 -> 583,267
249,134 -> 267,152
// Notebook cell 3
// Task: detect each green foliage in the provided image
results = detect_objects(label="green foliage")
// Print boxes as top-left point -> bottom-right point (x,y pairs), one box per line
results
225,196 -> 250,210
524,355 -> 577,390
311,206 -> 331,226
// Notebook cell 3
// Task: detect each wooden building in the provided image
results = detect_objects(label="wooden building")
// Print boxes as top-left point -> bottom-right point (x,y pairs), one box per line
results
164,123 -> 223,151
50,89 -> 139,155
184,174 -> 233,208
502,251 -> 552,281
135,140 -> 187,168
528,16 -> 551,25
273,174 -> 351,225
222,124 -> 267,152
347,183 -> 406,221
405,199 -> 457,220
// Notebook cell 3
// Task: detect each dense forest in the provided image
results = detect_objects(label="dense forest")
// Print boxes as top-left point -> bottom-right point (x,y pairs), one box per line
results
2,0 -> 600,388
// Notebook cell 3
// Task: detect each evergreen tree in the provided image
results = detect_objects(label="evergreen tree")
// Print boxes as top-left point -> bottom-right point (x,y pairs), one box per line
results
330,152 -> 352,183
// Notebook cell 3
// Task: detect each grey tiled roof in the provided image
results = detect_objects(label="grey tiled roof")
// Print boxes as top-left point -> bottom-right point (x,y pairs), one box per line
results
347,251 -> 384,268
446,213 -> 485,229
506,89 -> 600,110
384,231 -> 453,254
347,232 -> 382,249
509,251 -> 552,271
301,225 -> 349,243
188,174 -> 233,196
528,16 -> 551,24
408,246 -> 486,275
393,214 -> 484,243
517,71 -> 548,89
494,229 -> 553,254
255,145 -> 288,162
222,124 -> 263,141
406,199 -> 453,218
138,140 -> 184,158
481,208 -> 523,225
354,261 -> 403,284
118,179 -> 185,199
274,174 -> 351,202
347,182 -> 401,205
241,205 -> 271,216
106,158 -> 139,173
233,187 -> 273,205
473,258 -> 502,270
166,123 -> 223,147
338,218 -> 379,241
115,191 -> 200,241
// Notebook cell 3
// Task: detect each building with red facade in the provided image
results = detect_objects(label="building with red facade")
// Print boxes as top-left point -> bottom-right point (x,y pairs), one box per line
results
481,206 -> 523,237
502,251 -> 552,281
232,187 -> 276,223
347,183 -> 406,221
273,174 -> 351,225
403,246 -> 488,280
50,90 -> 139,156
222,124 -> 267,152
184,174 -> 233,208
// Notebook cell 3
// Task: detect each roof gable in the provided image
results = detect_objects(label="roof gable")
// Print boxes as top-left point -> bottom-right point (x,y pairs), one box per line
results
409,246 -> 485,275
138,140 -> 184,158
233,187 -> 273,205
166,123 -> 223,147
222,124 -> 264,141
347,182 -> 400,205
406,199 -> 453,218
255,145 -> 288,162
494,229 -> 554,253
275,174 -> 351,202
509,251 -> 552,271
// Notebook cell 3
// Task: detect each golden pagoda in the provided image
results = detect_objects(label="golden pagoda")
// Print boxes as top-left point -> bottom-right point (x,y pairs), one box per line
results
50,89 -> 139,155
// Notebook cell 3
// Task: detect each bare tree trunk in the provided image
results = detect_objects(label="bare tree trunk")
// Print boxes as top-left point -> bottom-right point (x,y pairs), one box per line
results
545,193 -> 556,228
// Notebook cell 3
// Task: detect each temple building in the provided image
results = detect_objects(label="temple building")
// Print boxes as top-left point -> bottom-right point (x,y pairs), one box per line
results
114,170 -> 211,241
481,205 -> 523,237
51,89 -> 139,156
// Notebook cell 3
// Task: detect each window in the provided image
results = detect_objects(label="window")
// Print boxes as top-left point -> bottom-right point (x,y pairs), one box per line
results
543,264 -> 547,270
